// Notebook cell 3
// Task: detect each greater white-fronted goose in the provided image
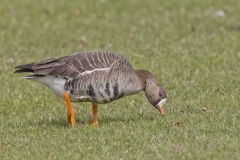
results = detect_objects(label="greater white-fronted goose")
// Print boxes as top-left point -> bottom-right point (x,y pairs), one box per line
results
15,51 -> 167,127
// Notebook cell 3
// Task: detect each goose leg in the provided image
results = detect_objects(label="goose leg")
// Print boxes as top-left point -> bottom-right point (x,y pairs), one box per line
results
92,103 -> 99,127
64,92 -> 76,127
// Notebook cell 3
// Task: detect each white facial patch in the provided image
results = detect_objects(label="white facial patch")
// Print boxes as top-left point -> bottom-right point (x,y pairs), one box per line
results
157,98 -> 167,108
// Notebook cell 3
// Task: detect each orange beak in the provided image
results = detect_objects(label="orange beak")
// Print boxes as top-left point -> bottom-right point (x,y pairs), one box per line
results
157,98 -> 167,116
159,106 -> 165,116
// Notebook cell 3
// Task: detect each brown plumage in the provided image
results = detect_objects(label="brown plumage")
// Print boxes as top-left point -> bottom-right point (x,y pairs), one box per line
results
15,51 -> 122,78
15,51 -> 167,127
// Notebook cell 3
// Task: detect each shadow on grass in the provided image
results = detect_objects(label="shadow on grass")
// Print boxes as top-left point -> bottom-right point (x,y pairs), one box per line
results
30,117 -> 87,128
100,115 -> 155,124
27,115 -> 156,127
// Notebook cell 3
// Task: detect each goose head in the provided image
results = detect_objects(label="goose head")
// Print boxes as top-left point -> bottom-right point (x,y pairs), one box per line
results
144,81 -> 167,116
136,70 -> 167,116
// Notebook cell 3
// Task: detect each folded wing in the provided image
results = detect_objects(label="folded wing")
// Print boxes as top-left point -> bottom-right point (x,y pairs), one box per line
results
15,51 -> 128,79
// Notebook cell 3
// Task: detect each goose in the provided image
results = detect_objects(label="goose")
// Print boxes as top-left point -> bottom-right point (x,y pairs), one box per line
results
15,51 -> 167,127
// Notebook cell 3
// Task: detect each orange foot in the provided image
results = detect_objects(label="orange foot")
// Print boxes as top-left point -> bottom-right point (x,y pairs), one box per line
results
64,92 -> 76,128
67,110 -> 76,127
92,103 -> 99,127
92,120 -> 99,127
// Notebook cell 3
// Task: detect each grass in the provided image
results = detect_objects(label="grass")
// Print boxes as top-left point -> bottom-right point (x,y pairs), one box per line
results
0,0 -> 240,159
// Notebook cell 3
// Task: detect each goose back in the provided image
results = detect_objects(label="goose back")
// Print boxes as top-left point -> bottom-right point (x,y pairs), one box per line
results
64,52 -> 143,103
16,51 -> 121,79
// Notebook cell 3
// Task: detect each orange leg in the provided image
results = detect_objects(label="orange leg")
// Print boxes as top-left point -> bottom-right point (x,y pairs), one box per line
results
64,92 -> 76,127
92,103 -> 99,127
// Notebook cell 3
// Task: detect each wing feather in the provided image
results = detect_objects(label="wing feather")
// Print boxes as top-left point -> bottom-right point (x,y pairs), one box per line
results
15,51 -> 132,79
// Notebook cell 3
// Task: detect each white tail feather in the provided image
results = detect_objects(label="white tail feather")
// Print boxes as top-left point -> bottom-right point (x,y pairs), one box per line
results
23,76 -> 66,98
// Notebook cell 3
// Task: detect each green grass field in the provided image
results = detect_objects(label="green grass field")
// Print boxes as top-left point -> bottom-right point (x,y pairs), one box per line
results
0,0 -> 240,159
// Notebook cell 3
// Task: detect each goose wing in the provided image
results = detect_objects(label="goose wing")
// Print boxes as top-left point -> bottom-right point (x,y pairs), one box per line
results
15,51 -> 131,79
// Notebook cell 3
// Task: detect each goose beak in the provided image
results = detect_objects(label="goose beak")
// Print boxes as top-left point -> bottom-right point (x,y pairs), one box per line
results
159,105 -> 165,116
157,98 -> 167,116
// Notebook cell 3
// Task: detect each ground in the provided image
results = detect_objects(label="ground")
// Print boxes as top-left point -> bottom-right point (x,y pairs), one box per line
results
0,0 -> 240,159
